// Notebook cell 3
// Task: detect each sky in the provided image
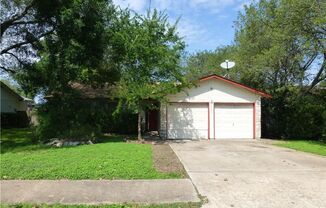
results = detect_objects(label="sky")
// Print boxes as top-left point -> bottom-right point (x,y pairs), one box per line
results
112,0 -> 252,53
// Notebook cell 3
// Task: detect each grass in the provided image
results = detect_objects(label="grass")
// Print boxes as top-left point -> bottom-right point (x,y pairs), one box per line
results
274,140 -> 326,156
0,128 -> 181,180
0,128 -> 41,154
0,202 -> 203,208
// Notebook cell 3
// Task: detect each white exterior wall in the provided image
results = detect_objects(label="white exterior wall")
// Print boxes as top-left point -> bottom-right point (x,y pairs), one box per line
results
0,86 -> 27,113
168,80 -> 259,103
159,103 -> 167,138
255,98 -> 261,139
160,79 -> 262,139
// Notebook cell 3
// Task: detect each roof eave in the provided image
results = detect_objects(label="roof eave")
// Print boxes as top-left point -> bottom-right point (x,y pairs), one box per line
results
199,74 -> 272,98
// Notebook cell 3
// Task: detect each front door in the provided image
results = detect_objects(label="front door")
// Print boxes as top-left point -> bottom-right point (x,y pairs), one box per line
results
148,109 -> 158,131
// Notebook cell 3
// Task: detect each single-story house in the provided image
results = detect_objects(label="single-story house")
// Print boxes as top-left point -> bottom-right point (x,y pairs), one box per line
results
48,74 -> 271,139
0,81 -> 34,127
146,74 -> 271,140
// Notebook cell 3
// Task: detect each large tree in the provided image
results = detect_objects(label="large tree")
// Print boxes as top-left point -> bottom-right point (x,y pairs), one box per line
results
16,0 -> 118,95
0,0 -> 63,74
234,0 -> 326,91
233,0 -> 326,139
13,0 -> 121,141
112,9 -> 187,140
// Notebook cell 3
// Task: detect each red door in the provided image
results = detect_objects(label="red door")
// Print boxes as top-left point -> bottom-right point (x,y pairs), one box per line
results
148,109 -> 158,131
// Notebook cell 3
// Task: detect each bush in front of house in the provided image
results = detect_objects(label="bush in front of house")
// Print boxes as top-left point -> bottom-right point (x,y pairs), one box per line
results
35,96 -> 137,142
35,97 -> 100,142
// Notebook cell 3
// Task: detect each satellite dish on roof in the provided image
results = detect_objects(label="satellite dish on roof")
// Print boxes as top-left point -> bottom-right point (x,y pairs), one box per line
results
220,60 -> 235,69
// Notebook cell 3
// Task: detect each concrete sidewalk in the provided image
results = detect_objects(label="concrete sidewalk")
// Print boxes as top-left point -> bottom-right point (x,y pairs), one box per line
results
0,179 -> 200,205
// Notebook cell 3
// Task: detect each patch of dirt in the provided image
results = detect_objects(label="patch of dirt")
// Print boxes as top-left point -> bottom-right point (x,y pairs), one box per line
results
152,143 -> 188,178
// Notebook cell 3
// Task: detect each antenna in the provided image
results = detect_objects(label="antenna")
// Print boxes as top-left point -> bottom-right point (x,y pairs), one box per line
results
220,60 -> 235,78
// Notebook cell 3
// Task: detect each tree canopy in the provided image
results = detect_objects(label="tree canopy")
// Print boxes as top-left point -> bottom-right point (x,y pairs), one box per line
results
185,46 -> 238,80
234,0 -> 325,91
12,0 -> 120,96
4,0 -> 124,140
1,0 -> 62,74
110,9 -> 186,139
2,1 -> 187,140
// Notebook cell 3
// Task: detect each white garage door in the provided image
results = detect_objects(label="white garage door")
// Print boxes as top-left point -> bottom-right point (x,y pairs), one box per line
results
214,104 -> 253,139
167,103 -> 208,139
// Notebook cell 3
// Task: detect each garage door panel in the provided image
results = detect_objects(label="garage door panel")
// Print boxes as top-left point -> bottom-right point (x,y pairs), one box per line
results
167,103 -> 208,139
215,104 -> 253,139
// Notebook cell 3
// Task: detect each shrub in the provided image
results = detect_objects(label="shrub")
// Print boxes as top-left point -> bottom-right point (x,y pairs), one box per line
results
262,90 -> 326,140
36,96 -> 100,142
35,96 -> 137,142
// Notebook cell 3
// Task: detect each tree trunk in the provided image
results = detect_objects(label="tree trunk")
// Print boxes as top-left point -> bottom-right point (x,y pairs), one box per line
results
137,111 -> 142,140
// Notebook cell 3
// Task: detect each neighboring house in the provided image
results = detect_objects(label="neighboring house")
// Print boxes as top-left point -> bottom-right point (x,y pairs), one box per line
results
0,81 -> 34,127
148,74 -> 271,140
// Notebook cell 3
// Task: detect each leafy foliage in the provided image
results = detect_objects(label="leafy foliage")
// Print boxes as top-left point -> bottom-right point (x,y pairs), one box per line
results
1,0 -> 61,74
234,0 -> 325,90
35,98 -> 101,141
10,3 -> 186,141
185,46 -> 238,80
17,0 -> 117,95
110,9 -> 187,139
13,0 -> 121,141
234,0 -> 326,139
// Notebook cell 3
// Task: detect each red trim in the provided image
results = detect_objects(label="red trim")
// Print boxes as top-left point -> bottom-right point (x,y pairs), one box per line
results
213,102 -> 255,139
199,74 -> 272,98
213,102 -> 254,105
253,102 -> 256,139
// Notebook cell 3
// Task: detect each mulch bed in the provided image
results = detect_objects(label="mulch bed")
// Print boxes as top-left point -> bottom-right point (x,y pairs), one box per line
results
152,143 -> 188,178
126,138 -> 188,178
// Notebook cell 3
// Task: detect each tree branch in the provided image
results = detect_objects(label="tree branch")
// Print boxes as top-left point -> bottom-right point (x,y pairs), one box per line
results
305,52 -> 326,92
0,28 -> 54,55
302,53 -> 318,71
0,40 -> 31,55
0,65 -> 15,74
0,0 -> 36,37
9,20 -> 41,26
5,51 -> 25,65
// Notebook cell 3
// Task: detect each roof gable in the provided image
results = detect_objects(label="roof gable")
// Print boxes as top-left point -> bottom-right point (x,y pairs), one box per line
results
199,74 -> 272,98
0,81 -> 24,101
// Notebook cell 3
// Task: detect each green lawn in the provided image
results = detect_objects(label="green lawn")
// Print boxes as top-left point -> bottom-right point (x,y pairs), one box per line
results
0,202 -> 202,208
0,128 -> 180,180
274,140 -> 326,156
0,128 -> 40,154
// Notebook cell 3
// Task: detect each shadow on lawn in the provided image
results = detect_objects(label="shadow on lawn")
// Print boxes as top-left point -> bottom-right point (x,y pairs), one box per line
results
0,128 -> 44,154
0,128 -> 137,154
97,134 -> 137,143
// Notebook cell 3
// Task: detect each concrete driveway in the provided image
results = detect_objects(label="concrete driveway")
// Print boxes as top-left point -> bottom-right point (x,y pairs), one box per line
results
170,140 -> 326,208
